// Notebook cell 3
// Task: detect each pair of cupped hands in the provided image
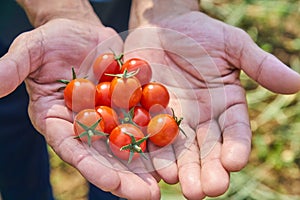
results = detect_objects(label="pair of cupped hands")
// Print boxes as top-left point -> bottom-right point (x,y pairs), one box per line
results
0,8 -> 299,200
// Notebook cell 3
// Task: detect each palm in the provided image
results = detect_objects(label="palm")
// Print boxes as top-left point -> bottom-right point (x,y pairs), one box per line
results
0,19 -> 160,200
124,11 -> 300,199
22,19 -> 117,132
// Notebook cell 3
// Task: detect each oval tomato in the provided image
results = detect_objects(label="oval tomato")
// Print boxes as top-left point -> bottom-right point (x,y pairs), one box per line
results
73,109 -> 106,146
93,53 -> 122,83
109,124 -> 147,162
95,82 -> 111,107
121,58 -> 152,85
96,106 -> 119,134
140,82 -> 170,113
64,78 -> 96,113
147,114 -> 179,147
110,76 -> 142,110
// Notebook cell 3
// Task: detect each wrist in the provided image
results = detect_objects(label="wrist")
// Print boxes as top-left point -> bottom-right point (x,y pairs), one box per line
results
17,0 -> 102,27
130,0 -> 199,28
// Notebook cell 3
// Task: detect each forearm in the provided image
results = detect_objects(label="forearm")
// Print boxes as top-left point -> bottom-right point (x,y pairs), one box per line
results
16,0 -> 101,27
129,0 -> 199,28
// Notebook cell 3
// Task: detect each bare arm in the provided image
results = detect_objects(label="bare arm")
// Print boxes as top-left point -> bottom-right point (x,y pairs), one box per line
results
17,0 -> 101,27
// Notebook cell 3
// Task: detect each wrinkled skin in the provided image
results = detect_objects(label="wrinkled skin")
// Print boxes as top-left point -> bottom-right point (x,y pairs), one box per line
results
124,11 -> 300,200
0,18 -> 161,200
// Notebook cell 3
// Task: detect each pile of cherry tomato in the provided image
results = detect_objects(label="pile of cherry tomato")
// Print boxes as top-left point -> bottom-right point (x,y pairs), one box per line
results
58,52 -> 183,163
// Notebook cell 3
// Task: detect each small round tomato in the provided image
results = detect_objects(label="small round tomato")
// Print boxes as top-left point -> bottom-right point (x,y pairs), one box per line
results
147,114 -> 179,147
109,124 -> 147,162
121,58 -> 152,85
96,106 -> 119,134
119,106 -> 151,133
95,82 -> 111,107
110,75 -> 142,110
132,106 -> 151,133
132,106 -> 151,127
140,82 -> 170,113
64,78 -> 96,113
93,53 -> 122,83
73,109 -> 106,146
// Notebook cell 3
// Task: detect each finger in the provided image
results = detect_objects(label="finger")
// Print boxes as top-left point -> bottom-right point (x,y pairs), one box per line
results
91,140 -> 161,200
172,125 -> 205,200
0,32 -> 36,97
218,85 -> 252,171
113,171 -> 160,200
46,118 -> 121,190
197,120 -> 230,197
148,142 -> 178,184
224,25 -> 300,94
105,149 -> 161,200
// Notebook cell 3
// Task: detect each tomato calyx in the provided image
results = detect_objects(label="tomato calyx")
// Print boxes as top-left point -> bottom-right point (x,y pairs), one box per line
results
171,108 -> 186,137
119,108 -> 137,126
120,131 -> 149,163
108,48 -> 124,68
57,67 -> 77,86
74,119 -> 108,147
57,67 -> 89,91
105,69 -> 139,79
113,52 -> 124,68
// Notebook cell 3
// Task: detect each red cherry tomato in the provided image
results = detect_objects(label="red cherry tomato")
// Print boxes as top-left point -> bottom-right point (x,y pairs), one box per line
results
147,114 -> 179,147
73,109 -> 106,146
93,53 -> 122,83
132,106 -> 151,127
109,124 -> 147,162
132,106 -> 151,133
140,82 -> 170,113
64,78 -> 96,113
121,58 -> 152,85
110,76 -> 142,110
96,106 -> 119,134
95,82 -> 111,107
119,106 -> 151,133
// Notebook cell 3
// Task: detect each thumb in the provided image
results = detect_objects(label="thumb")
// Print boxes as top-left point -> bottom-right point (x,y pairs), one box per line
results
225,26 -> 300,94
0,31 -> 39,98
